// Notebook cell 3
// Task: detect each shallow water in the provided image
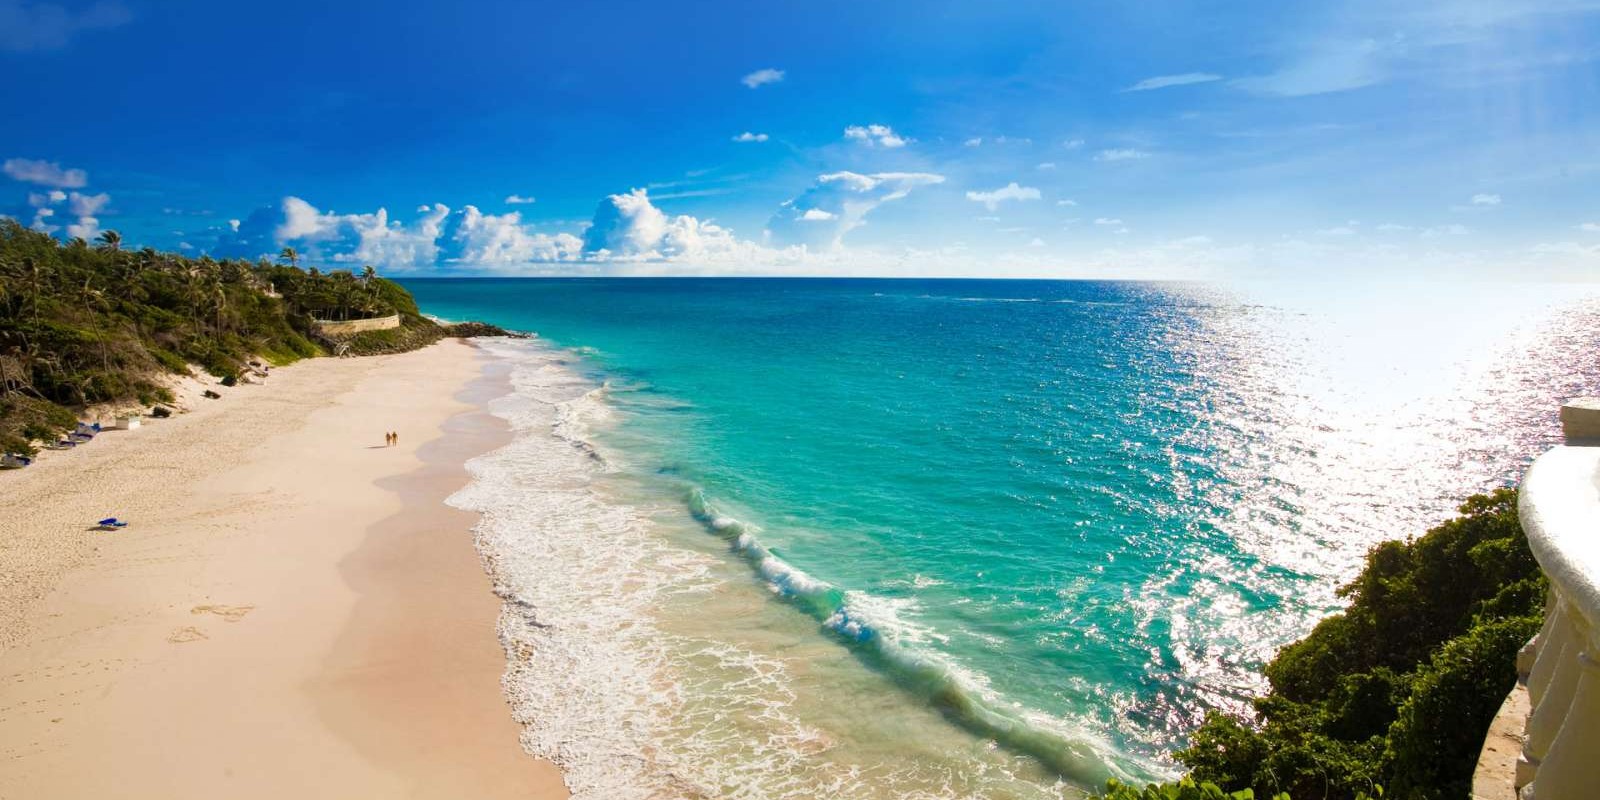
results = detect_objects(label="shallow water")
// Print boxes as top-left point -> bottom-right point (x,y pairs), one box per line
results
420,278 -> 1600,798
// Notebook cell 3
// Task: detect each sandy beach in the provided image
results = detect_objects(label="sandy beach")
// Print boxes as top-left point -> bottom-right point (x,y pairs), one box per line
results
0,339 -> 566,799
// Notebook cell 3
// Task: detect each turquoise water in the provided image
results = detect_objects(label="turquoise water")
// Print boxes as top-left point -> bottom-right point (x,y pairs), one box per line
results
413,278 -> 1599,798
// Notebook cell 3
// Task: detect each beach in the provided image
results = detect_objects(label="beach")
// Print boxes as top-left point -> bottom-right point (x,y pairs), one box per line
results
0,339 -> 565,799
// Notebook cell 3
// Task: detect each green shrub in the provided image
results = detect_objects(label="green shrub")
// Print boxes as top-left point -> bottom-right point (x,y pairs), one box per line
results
1383,615 -> 1540,799
1092,776 -> 1290,800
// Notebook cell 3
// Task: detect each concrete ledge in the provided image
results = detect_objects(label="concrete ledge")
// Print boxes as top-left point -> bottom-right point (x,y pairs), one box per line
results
1473,675 -> 1530,800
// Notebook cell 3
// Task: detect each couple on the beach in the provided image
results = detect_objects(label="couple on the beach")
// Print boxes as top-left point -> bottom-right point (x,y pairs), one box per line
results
384,431 -> 400,447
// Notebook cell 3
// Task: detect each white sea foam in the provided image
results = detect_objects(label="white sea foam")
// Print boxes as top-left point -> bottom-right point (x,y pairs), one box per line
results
454,338 -> 952,799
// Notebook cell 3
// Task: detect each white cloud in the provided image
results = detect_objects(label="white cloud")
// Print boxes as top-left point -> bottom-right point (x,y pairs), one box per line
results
3,157 -> 87,188
1062,139 -> 1085,149
228,219 -> 240,232
1578,222 -> 1600,232
0,0 -> 131,53
1317,226 -> 1357,236
732,131 -> 769,143
1037,162 -> 1057,170
1057,199 -> 1078,207
1094,148 -> 1150,161
741,68 -> 785,89
504,194 -> 537,204
68,191 -> 109,216
964,137 -> 983,147
1234,38 -> 1392,97
1376,223 -> 1413,231
1124,72 -> 1223,91
579,188 -> 780,264
29,206 -> 57,234
453,205 -> 581,266
844,124 -> 909,148
1471,193 -> 1502,206
768,171 -> 945,250
27,189 -> 65,206
65,215 -> 100,240
1094,217 -> 1123,226
1028,237 -> 1046,247
965,182 -> 1042,211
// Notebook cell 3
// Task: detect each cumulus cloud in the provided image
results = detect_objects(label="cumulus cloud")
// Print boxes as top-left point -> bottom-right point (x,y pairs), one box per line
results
741,68 -> 784,89
451,205 -> 581,266
768,171 -> 944,250
844,124 -> 909,148
65,215 -> 101,240
965,182 -> 1042,211
581,188 -> 782,263
27,189 -> 65,206
504,194 -> 536,204
732,131 -> 769,143
3,157 -> 88,187
68,191 -> 109,216
29,206 -> 57,234
215,197 -> 449,270
0,0 -> 131,53
213,189 -> 797,271
1124,72 -> 1223,91
1471,193 -> 1501,206
1094,149 -> 1150,162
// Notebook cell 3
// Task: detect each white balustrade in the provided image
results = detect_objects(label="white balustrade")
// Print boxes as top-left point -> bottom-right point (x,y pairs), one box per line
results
1511,399 -> 1600,800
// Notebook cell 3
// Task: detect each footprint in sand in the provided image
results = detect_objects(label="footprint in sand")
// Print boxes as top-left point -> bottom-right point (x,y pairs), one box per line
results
191,604 -> 254,622
167,627 -> 208,644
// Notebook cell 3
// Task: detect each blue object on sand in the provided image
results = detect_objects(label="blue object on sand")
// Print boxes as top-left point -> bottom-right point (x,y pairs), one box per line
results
96,518 -> 128,529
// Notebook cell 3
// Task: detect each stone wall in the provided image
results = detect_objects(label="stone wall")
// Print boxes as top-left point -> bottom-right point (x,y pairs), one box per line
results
312,314 -> 401,337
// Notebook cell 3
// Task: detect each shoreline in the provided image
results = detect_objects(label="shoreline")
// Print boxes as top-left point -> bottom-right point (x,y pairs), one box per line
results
0,339 -> 565,798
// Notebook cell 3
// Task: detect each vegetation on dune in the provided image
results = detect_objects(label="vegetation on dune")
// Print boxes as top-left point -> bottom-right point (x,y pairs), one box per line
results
0,220 -> 501,456
1096,488 -> 1538,800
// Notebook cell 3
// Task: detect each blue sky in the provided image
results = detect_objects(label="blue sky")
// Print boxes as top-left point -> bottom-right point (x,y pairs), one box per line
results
3,0 -> 1599,278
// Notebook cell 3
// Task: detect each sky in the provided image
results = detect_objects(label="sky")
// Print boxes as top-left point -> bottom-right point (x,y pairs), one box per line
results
3,0 -> 1599,279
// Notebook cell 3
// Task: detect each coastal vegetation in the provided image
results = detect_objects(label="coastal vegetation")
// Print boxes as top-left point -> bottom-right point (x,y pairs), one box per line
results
1100,488 -> 1540,800
0,221 -> 492,456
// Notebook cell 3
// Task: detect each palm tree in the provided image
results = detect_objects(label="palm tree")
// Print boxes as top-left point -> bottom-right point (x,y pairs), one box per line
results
95,230 -> 123,251
278,247 -> 299,268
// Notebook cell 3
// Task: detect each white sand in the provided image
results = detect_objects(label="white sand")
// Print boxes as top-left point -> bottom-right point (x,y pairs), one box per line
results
0,339 -> 566,799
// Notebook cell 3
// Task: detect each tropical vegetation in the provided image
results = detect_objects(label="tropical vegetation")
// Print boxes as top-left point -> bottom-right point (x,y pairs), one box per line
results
1153,488 -> 1541,800
0,220 -> 491,456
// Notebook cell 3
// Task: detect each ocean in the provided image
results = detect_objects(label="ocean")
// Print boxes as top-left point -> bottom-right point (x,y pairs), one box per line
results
406,278 -> 1599,799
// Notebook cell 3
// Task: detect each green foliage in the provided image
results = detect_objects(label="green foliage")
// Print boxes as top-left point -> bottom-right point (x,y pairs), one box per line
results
1384,615 -> 1540,797
0,220 -> 443,451
1092,775 -> 1291,800
1176,489 -> 1542,800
